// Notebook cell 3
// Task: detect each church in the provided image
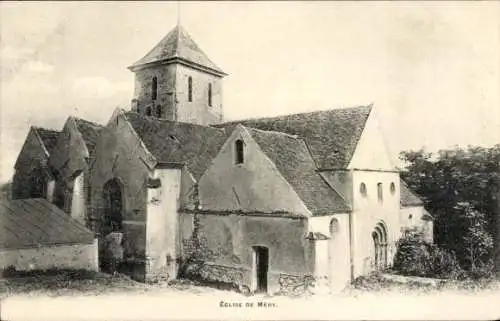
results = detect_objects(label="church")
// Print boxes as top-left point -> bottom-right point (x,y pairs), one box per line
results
11,24 -> 433,294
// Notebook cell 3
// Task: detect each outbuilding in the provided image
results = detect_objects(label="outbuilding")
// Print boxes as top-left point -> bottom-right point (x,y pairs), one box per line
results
0,198 -> 98,272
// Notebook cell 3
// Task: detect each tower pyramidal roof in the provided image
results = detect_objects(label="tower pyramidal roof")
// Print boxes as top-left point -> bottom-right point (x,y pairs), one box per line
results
128,24 -> 226,76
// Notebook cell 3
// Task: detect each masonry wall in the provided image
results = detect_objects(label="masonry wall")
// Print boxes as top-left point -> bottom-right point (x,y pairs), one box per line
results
132,63 -> 223,126
175,64 -> 223,125
145,168 -> 182,282
133,64 -> 177,120
400,206 -> 434,243
180,213 -> 313,294
308,214 -> 351,292
351,170 -> 401,277
89,114 -> 152,277
0,239 -> 98,271
198,126 -> 311,215
49,119 -> 90,219
12,128 -> 51,200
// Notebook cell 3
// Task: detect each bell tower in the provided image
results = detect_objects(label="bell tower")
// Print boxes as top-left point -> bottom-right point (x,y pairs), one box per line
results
128,25 -> 227,126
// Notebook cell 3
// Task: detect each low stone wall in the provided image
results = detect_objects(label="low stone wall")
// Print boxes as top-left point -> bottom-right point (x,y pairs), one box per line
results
181,261 -> 249,291
0,239 -> 98,272
278,273 -> 316,296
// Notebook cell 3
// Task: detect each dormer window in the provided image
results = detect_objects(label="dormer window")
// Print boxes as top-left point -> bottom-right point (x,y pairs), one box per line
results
208,83 -> 212,107
152,77 -> 158,100
235,139 -> 244,164
188,76 -> 193,102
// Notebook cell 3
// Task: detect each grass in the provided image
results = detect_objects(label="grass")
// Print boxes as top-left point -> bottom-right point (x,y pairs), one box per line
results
2,268 -> 499,299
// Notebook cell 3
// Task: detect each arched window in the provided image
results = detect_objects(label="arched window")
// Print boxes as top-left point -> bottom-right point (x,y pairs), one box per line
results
329,218 -> 339,236
377,182 -> 383,202
360,183 -> 367,197
390,182 -> 396,195
188,76 -> 193,102
145,106 -> 152,117
156,105 -> 162,118
152,77 -> 158,100
235,139 -> 244,164
208,83 -> 212,107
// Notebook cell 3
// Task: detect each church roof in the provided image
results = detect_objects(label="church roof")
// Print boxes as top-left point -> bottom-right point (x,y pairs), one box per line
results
247,127 -> 351,215
33,126 -> 60,155
125,112 -> 229,180
220,105 -> 372,170
0,198 -> 95,249
128,25 -> 225,76
400,178 -> 425,207
72,118 -> 104,158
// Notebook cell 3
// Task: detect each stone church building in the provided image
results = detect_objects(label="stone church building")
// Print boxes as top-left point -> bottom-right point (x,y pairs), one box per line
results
12,24 -> 433,294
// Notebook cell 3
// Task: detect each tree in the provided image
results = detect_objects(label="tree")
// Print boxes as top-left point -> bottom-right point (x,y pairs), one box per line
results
399,144 -> 499,275
457,202 -> 494,271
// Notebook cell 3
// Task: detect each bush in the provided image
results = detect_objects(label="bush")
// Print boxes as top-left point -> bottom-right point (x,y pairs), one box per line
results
393,229 -> 464,279
393,229 -> 432,277
427,245 -> 465,280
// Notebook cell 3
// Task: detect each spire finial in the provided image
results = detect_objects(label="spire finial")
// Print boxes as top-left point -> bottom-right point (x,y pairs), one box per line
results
177,0 -> 181,26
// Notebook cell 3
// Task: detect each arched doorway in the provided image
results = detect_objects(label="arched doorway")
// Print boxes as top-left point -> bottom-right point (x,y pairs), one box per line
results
100,178 -> 124,272
372,222 -> 388,270
102,178 -> 123,234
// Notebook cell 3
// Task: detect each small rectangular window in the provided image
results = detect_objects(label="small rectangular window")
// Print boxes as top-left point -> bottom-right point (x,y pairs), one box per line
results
188,77 -> 193,102
235,139 -> 244,164
208,83 -> 212,107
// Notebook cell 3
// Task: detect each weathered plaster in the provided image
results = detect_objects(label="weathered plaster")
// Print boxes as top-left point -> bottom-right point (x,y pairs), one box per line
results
0,239 -> 98,271
198,125 -> 311,216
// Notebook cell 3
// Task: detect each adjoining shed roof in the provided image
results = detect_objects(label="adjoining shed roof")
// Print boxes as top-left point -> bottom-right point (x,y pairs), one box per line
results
125,112 -> 230,180
34,126 -> 60,155
247,127 -> 351,215
129,25 -> 225,75
72,118 -> 103,158
0,199 -> 95,249
219,105 -> 372,170
400,179 -> 424,207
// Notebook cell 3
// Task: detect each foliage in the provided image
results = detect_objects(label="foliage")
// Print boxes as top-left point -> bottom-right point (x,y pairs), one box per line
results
0,180 -> 12,201
393,228 -> 464,279
393,228 -> 432,277
399,145 -> 499,274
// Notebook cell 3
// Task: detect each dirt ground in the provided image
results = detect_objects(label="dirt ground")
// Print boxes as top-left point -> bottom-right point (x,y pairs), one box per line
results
1,271 -> 499,320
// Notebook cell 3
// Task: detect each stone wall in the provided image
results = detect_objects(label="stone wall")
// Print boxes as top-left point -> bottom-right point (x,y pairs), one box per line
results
0,239 -> 98,271
277,273 -> 316,296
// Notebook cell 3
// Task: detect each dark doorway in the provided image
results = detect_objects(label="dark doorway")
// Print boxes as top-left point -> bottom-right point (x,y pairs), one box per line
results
102,178 -> 123,234
253,246 -> 269,292
29,168 -> 46,199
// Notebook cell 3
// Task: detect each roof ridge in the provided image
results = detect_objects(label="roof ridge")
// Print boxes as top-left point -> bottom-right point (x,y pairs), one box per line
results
71,117 -> 104,128
222,105 -> 373,124
245,125 -> 299,140
124,112 -> 224,132
32,125 -> 61,133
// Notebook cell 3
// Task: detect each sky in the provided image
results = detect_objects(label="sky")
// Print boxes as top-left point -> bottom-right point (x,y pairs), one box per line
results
0,1 -> 499,183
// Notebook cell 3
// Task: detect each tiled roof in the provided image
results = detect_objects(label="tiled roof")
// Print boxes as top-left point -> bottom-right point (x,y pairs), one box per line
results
125,112 -> 230,180
247,127 -> 351,215
72,118 -> 103,158
34,127 -> 60,155
400,178 -> 424,207
220,106 -> 372,170
129,25 -> 225,75
0,198 -> 95,249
